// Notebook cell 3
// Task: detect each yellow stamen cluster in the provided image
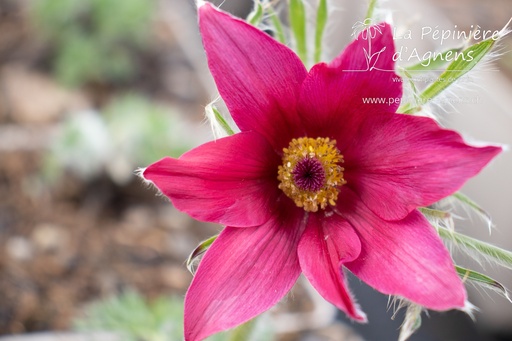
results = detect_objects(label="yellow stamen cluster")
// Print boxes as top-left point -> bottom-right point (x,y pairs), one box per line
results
277,137 -> 346,212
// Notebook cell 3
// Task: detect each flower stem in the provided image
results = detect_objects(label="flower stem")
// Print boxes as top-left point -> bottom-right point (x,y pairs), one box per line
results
289,0 -> 308,64
314,0 -> 328,63
365,0 -> 377,21
268,7 -> 286,44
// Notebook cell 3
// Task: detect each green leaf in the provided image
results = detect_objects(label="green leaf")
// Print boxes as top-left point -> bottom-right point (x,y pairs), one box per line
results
456,266 -> 511,302
186,235 -> 218,274
400,68 -> 420,95
418,206 -> 454,231
422,38 -> 494,98
405,47 -> 463,72
205,101 -> 235,137
212,107 -> 235,136
74,291 -> 185,341
398,303 -> 423,341
313,0 -> 328,63
397,67 -> 422,114
418,207 -> 451,220
401,38 -> 496,112
452,192 -> 492,232
437,227 -> 512,271
247,1 -> 264,26
422,39 -> 494,96
289,0 -> 307,63
33,0 -> 154,87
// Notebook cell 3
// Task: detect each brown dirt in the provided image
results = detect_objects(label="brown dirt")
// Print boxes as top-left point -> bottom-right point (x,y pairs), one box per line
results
0,149 -> 220,334
0,0 -> 214,335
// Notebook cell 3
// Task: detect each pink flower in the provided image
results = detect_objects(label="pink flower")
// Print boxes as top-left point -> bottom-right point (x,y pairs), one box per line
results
142,3 -> 501,341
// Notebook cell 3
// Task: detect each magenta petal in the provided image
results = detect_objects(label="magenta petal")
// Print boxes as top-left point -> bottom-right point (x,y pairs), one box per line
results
344,113 -> 502,220
143,132 -> 280,227
298,24 -> 401,145
298,212 -> 366,321
199,3 -> 307,151
184,202 -> 305,341
337,189 -> 466,311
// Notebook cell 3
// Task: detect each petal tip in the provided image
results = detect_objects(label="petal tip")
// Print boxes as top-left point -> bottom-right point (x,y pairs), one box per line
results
137,168 -> 163,196
135,166 -> 147,179
139,158 -> 166,183
492,144 -> 504,155
352,307 -> 368,323
461,300 -> 478,320
136,166 -> 155,188
197,0 -> 220,18
195,0 -> 209,10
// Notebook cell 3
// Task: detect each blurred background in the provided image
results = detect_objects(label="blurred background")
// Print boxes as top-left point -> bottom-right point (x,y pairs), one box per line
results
0,0 -> 511,340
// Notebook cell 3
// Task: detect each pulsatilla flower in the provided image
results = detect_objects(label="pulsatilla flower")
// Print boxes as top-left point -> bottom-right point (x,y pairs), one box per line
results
142,3 -> 501,341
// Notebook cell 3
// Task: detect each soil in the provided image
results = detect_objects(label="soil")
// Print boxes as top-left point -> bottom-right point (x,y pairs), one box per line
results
0,0 -> 215,335
0,151 -> 210,333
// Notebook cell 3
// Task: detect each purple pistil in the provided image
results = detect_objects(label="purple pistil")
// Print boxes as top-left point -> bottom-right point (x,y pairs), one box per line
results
292,157 -> 325,192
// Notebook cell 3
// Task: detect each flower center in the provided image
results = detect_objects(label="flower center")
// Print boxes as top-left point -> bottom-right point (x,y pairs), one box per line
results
292,157 -> 325,192
278,137 -> 346,212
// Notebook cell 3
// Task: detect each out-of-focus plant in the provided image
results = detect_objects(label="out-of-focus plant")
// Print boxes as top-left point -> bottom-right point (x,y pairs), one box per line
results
74,291 -> 184,341
31,0 -> 155,87
44,108 -> 111,181
44,94 -> 196,184
74,290 -> 275,341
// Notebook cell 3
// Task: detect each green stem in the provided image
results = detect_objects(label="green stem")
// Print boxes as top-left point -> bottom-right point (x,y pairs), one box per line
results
289,0 -> 308,63
314,0 -> 328,63
269,7 -> 286,44
365,0 -> 377,21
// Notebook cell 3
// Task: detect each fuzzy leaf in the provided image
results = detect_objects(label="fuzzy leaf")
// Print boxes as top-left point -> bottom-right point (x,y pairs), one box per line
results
247,1 -> 264,26
401,38 -> 496,113
456,266 -> 511,302
452,192 -> 492,232
212,106 -> 235,136
205,101 -> 235,137
397,68 -> 422,114
420,38 -> 495,100
420,206 -> 455,232
419,207 -> 452,220
186,235 -> 218,275
437,227 -> 512,271
398,303 -> 423,341
405,47 -> 463,72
